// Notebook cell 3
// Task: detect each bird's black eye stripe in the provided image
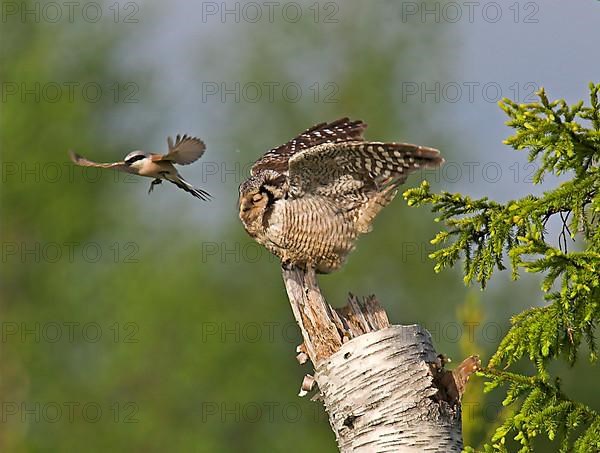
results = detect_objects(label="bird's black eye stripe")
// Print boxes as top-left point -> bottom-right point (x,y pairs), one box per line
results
125,155 -> 145,164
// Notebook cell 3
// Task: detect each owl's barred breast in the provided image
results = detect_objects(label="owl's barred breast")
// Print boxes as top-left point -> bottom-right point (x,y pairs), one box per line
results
238,117 -> 443,274
265,197 -> 358,273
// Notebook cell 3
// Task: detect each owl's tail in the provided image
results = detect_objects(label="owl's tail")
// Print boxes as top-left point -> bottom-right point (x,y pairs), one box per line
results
165,174 -> 211,201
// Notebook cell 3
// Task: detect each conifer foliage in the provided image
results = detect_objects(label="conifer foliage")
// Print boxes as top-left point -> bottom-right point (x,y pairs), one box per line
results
404,84 -> 600,452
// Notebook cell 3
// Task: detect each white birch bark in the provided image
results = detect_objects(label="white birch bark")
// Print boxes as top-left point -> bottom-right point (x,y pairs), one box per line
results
315,325 -> 463,452
281,266 -> 469,452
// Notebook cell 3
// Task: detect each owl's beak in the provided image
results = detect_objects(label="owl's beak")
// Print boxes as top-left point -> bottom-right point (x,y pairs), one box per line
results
240,198 -> 252,213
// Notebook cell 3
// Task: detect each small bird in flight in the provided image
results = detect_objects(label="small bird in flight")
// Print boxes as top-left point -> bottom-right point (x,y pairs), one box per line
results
69,134 -> 210,200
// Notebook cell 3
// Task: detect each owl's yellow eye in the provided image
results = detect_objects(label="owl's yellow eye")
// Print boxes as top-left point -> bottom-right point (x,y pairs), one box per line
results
252,193 -> 263,202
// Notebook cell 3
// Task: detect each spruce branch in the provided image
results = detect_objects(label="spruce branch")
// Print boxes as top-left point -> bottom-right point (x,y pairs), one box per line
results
407,84 -> 600,451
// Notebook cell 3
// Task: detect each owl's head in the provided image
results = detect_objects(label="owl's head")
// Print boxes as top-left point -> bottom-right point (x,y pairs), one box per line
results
238,170 -> 286,224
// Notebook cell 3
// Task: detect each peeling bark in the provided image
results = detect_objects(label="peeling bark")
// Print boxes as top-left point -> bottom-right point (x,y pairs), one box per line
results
281,266 -> 478,452
317,326 -> 463,452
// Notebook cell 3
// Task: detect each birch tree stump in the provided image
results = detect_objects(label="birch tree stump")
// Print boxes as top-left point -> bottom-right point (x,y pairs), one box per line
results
282,266 -> 479,453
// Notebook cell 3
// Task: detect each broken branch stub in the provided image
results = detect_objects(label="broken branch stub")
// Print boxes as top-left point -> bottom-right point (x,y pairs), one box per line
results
281,265 -> 478,452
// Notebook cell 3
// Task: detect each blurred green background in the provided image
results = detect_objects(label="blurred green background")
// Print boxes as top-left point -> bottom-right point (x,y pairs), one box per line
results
2,1 -> 599,451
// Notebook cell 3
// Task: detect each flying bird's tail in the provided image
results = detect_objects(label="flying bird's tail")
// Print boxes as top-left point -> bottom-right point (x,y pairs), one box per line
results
165,174 -> 211,201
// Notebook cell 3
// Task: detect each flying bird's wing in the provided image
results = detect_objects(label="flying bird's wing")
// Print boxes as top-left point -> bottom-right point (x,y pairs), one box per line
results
250,117 -> 368,176
287,141 -> 443,200
160,134 -> 206,165
69,150 -> 129,171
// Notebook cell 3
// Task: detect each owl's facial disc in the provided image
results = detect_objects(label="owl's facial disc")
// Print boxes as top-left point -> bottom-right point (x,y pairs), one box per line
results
239,188 -> 268,215
239,172 -> 286,225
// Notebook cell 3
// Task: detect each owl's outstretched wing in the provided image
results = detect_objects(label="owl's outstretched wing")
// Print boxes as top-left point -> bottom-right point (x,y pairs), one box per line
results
161,134 -> 206,165
287,141 -> 443,200
250,117 -> 367,176
69,151 -> 129,171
